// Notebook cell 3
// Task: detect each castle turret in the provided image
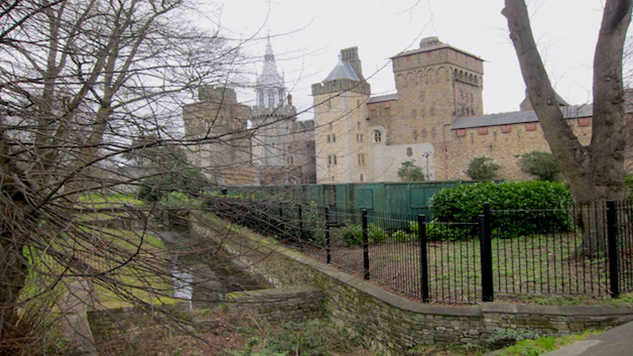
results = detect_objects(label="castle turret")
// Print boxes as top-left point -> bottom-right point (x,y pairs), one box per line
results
249,39 -> 315,184
312,47 -> 371,184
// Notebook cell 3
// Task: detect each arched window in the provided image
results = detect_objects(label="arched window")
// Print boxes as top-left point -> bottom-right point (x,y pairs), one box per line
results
373,130 -> 382,143
258,90 -> 264,107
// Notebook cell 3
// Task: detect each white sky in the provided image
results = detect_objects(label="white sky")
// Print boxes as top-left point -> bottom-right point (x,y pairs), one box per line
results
212,0 -> 616,119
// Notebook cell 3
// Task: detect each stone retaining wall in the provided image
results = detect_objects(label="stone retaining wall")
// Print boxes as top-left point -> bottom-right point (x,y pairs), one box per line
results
88,287 -> 324,345
190,211 -> 633,355
227,287 -> 325,324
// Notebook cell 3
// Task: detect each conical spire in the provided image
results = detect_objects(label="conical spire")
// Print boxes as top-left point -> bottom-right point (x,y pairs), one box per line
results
264,36 -> 274,61
256,37 -> 286,109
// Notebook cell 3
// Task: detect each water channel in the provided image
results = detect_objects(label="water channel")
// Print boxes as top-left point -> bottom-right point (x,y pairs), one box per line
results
158,227 -> 271,308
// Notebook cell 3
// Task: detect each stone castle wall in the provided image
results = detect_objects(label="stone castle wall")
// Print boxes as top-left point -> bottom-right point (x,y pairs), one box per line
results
444,117 -> 593,181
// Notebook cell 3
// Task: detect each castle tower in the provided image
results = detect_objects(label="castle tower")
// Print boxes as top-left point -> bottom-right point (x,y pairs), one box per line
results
312,47 -> 371,183
254,38 -> 290,111
250,38 -> 297,168
182,86 -> 250,184
389,37 -> 484,143
250,39 -> 315,184
369,37 -> 484,181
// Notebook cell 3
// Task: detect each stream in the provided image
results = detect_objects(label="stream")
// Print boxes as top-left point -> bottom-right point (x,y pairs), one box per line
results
158,227 -> 271,308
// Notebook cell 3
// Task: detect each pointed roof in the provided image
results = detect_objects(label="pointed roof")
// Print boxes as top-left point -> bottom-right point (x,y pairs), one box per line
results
257,37 -> 284,88
323,59 -> 360,82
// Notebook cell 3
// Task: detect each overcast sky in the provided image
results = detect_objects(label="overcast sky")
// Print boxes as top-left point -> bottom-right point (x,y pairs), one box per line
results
212,0 -> 618,119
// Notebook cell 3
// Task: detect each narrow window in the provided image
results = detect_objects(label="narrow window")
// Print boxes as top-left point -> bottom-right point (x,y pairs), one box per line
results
357,154 -> 365,166
373,130 -> 382,143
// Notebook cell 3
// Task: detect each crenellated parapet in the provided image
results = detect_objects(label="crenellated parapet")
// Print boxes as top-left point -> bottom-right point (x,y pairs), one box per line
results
311,79 -> 371,96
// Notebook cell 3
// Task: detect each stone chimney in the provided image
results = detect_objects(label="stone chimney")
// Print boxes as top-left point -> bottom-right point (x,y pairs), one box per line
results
340,47 -> 364,81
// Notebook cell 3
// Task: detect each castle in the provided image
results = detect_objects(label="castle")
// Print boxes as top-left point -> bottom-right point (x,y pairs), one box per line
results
312,37 -> 602,184
182,39 -> 316,186
183,37 -> 627,186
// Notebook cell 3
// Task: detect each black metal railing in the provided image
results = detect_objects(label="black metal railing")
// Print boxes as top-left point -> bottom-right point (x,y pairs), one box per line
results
205,197 -> 633,304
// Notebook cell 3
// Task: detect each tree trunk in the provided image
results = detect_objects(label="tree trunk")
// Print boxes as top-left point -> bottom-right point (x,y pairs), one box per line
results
503,0 -> 632,257
0,234 -> 27,344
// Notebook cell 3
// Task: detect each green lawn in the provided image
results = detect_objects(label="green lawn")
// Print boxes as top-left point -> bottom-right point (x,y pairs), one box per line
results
21,193 -> 176,313
306,230 -> 630,305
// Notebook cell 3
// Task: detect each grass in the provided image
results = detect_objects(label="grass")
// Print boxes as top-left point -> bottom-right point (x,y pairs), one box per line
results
270,217 -> 633,305
23,227 -> 176,310
303,228 -> 633,305
86,228 -> 176,309
405,329 -> 602,355
76,193 -> 146,222
496,329 -> 601,355
77,192 -> 145,207
21,193 -> 174,313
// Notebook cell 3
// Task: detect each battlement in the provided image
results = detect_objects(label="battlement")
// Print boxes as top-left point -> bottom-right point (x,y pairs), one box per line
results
392,37 -> 483,75
250,104 -> 297,120
293,119 -> 315,132
198,86 -> 238,103
311,79 -> 371,96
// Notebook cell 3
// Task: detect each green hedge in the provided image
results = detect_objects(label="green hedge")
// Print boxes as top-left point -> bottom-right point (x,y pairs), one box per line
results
431,181 -> 573,239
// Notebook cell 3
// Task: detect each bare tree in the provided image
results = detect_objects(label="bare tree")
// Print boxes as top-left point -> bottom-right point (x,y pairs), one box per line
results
0,0 -> 254,352
503,0 -> 632,256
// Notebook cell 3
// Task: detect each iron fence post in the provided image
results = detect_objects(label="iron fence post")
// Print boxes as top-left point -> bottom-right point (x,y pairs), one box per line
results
325,206 -> 331,264
298,204 -> 304,250
418,214 -> 430,302
607,200 -> 620,298
362,209 -> 370,280
480,202 -> 494,302
279,203 -> 284,240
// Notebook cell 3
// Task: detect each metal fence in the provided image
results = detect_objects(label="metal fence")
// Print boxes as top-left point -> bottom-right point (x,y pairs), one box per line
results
207,198 -> 633,304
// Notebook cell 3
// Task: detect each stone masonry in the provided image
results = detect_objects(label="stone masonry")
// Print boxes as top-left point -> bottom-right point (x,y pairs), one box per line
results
311,37 -> 632,184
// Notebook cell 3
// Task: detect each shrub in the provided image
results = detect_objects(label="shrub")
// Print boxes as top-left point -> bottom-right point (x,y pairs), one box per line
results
431,181 -> 573,238
397,160 -> 425,182
488,329 -> 540,349
466,156 -> 501,180
158,191 -> 202,210
261,319 -> 346,356
408,220 -> 474,241
137,167 -> 210,202
302,203 -> 327,246
340,223 -> 387,246
517,151 -> 560,181
626,173 -> 633,200
392,230 -> 413,242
